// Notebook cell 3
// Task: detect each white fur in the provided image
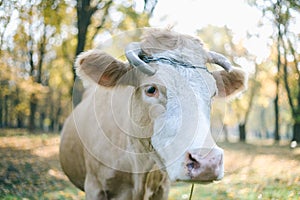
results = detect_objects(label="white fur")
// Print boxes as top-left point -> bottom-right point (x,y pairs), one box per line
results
150,60 -> 218,181
75,50 -> 100,88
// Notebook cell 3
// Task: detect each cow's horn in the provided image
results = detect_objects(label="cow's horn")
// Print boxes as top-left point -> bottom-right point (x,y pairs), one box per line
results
207,51 -> 233,72
125,42 -> 156,76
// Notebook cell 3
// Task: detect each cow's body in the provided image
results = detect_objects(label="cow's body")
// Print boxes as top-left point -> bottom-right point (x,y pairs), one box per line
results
60,86 -> 170,199
60,29 -> 247,200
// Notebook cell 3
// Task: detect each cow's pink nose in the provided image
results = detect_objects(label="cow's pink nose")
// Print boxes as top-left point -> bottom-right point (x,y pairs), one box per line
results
185,147 -> 224,182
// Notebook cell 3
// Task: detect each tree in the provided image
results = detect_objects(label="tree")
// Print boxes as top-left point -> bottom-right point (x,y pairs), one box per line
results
0,0 -> 74,131
75,0 -> 112,82
198,25 -> 257,142
72,0 -> 158,105
0,0 -> 159,131
18,0 -> 61,131
73,0 -> 157,81
248,0 -> 300,145
0,0 -> 17,128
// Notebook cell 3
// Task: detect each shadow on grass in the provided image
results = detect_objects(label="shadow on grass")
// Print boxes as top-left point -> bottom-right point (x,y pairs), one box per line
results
0,128 -> 58,137
0,145 -> 84,199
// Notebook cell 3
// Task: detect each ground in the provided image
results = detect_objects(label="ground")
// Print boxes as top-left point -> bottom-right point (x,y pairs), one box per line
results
0,129 -> 300,200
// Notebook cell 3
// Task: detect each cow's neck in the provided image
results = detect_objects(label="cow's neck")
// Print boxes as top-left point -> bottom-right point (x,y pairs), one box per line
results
97,164 -> 169,199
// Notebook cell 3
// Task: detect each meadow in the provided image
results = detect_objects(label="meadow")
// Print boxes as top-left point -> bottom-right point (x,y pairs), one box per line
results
0,129 -> 299,200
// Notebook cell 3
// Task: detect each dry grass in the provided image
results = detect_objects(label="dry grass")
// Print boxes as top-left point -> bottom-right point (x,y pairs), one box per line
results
169,142 -> 300,200
0,130 -> 84,199
1,130 -> 300,199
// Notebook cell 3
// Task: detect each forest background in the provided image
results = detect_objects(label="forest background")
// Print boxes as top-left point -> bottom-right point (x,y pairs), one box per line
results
1,0 -> 300,144
1,0 -> 300,199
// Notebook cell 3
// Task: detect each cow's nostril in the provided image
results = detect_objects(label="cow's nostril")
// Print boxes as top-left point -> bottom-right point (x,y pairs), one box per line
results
188,153 -> 197,162
186,163 -> 194,171
187,153 -> 201,170
185,148 -> 224,181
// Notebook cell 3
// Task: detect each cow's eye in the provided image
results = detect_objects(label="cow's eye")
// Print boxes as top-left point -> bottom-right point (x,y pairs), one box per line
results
145,85 -> 158,97
147,86 -> 156,94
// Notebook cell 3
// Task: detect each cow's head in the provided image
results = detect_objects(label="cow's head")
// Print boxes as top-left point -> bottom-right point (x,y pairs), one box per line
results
75,29 -> 247,183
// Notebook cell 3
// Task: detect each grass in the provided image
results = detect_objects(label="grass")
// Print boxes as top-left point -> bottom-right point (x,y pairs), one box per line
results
0,129 -> 300,199
0,129 -> 84,200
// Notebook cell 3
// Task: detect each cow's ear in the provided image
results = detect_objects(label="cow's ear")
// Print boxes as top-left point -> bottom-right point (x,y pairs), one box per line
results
212,67 -> 247,97
75,49 -> 132,87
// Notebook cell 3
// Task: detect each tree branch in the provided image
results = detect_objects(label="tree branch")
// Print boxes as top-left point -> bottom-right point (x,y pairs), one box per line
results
281,36 -> 296,116
244,66 -> 258,124
286,38 -> 300,77
90,0 -> 113,43
144,0 -> 158,16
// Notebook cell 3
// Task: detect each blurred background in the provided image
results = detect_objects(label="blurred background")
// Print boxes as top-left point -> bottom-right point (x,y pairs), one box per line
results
0,0 -> 300,199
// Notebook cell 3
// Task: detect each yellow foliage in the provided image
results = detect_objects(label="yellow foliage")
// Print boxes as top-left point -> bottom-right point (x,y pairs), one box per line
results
18,78 -> 48,95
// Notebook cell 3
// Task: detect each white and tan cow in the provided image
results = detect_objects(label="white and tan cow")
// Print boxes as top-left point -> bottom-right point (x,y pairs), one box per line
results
60,29 -> 247,199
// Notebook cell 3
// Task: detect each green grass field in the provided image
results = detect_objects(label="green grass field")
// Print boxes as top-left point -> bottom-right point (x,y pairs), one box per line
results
0,129 -> 300,200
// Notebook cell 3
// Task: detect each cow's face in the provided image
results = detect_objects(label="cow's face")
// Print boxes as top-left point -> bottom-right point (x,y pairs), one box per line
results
129,61 -> 246,182
75,30 -> 247,183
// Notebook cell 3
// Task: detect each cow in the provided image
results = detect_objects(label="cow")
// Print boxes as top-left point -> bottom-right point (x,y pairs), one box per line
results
60,28 -> 247,200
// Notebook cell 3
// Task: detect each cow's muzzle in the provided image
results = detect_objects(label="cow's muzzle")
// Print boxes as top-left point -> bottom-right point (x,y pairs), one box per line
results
185,146 -> 224,182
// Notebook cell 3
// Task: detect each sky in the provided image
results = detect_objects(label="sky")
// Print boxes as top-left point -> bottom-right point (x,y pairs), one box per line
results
146,0 -> 271,62
149,0 -> 262,35
134,0 -> 300,63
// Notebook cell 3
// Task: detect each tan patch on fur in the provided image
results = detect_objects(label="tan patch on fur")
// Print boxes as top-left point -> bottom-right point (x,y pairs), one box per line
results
75,49 -> 133,87
141,29 -> 182,54
105,171 -> 133,199
143,165 -> 169,200
141,28 -> 205,55
212,67 -> 247,97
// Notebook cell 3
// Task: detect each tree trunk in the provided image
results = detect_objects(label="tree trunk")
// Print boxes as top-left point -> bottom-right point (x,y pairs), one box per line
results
239,123 -> 246,142
292,122 -> 300,143
17,116 -> 23,128
50,119 -> 54,132
39,112 -> 45,131
72,0 -> 96,106
15,87 -> 24,128
4,95 -> 8,128
274,93 -> 280,141
74,0 -> 95,82
28,93 -> 38,131
0,96 -> 2,128
236,63 -> 258,143
274,28 -> 281,142
292,106 -> 300,143
223,124 -> 229,142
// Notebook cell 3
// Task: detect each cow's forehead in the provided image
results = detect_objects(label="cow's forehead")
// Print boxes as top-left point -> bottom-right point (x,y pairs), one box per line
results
139,62 -> 217,100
